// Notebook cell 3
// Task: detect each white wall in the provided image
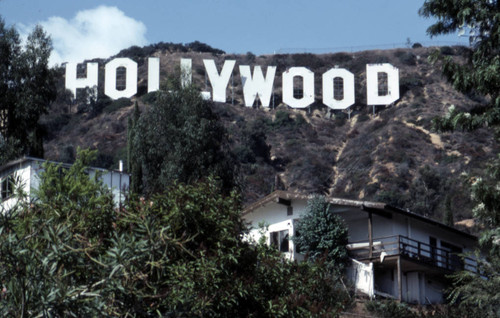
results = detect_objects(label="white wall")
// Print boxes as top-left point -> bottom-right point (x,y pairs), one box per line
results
0,161 -> 32,211
244,196 -> 477,305
98,170 -> 130,206
348,259 -> 374,297
1,159 -> 130,212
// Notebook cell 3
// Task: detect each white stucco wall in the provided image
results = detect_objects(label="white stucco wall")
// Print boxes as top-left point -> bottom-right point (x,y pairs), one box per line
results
1,159 -> 129,212
0,161 -> 32,211
245,200 -> 305,260
243,196 -> 478,305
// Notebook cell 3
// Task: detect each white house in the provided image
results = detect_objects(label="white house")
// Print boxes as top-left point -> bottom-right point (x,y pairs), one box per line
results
0,156 -> 129,211
242,191 -> 479,304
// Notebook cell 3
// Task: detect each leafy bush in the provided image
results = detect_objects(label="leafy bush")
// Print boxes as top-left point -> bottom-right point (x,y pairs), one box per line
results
330,52 -> 353,64
334,111 -> 348,126
141,91 -> 157,104
186,40 -> 225,54
366,300 -> 416,318
293,195 -> 349,273
398,52 -> 417,66
0,150 -> 351,316
41,113 -> 71,138
246,51 -> 256,63
439,46 -> 455,55
400,75 -> 424,96
103,97 -> 132,113
412,43 -> 423,48
272,110 -> 308,131
291,53 -> 323,69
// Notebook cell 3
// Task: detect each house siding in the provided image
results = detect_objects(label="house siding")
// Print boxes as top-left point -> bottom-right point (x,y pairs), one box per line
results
243,192 -> 478,304
1,158 -> 129,212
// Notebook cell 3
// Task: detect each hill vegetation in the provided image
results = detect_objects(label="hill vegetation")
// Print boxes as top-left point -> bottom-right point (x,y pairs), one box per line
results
40,43 -> 498,229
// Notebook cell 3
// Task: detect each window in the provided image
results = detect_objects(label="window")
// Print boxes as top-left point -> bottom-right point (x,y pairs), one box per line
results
270,230 -> 289,252
1,175 -> 15,201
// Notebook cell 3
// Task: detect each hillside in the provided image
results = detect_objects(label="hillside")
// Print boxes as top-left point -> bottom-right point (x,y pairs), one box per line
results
40,44 -> 497,228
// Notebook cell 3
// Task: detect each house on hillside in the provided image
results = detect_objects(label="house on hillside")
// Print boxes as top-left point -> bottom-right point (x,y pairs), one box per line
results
243,191 -> 479,304
0,157 -> 129,211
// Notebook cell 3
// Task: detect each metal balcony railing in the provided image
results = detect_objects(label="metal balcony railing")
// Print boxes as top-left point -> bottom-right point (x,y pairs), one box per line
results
346,235 -> 478,273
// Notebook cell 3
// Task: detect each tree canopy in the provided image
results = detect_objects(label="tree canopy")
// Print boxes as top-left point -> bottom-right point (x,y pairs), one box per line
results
129,83 -> 237,195
0,18 -> 56,163
420,1 -> 500,316
0,149 -> 350,316
293,195 -> 349,273
420,0 -> 500,130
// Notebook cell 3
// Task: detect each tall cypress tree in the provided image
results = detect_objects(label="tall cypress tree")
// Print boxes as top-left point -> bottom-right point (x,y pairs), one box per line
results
127,101 -> 142,194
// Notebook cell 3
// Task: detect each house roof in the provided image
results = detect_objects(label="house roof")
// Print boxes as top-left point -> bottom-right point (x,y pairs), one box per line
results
243,190 -> 477,241
0,156 -> 126,176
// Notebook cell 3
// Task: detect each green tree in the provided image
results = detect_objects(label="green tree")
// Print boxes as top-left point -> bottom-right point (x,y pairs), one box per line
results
0,149 -> 116,316
127,101 -> 142,193
131,83 -> 237,194
0,150 -> 350,316
0,18 -> 56,163
447,159 -> 500,317
420,1 -> 500,315
419,0 -> 500,130
294,195 -> 349,273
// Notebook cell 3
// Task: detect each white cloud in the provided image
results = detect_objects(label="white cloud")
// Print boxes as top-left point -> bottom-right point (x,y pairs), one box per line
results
25,6 -> 148,66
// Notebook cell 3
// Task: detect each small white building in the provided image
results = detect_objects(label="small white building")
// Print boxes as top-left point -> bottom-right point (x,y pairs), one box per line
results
0,157 -> 129,211
243,191 -> 478,304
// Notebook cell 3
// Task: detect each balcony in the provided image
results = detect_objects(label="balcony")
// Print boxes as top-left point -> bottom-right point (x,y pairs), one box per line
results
347,235 -> 478,273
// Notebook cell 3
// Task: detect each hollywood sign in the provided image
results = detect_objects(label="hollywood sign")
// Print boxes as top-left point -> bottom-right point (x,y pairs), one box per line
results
65,57 -> 399,109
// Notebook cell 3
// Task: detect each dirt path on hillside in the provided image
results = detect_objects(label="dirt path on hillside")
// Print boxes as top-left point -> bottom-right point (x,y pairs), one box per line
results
329,115 -> 358,195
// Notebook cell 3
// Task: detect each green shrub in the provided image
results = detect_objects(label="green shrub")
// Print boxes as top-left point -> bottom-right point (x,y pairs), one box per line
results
273,110 -> 308,130
330,52 -> 353,64
141,91 -> 157,104
398,52 -> 417,66
246,51 -> 256,63
103,97 -> 132,113
291,53 -> 323,69
366,300 -> 416,318
440,46 -> 455,55
400,76 -> 424,96
0,150 -> 351,316
293,195 -> 349,273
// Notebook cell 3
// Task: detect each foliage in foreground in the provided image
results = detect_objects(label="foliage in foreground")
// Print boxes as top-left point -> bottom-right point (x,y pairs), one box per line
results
446,157 -> 500,318
294,195 -> 349,274
0,17 -> 57,164
365,300 -> 477,318
420,1 -> 500,316
420,0 -> 500,131
0,150 -> 350,317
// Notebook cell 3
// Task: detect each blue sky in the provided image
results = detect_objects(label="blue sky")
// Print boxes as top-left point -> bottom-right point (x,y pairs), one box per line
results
0,0 -> 469,65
